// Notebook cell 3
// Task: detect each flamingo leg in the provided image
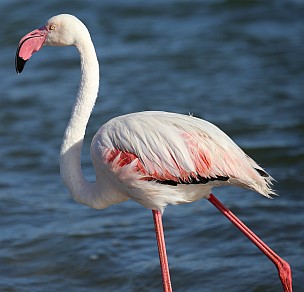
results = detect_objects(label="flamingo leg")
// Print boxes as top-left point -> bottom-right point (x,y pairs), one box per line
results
208,193 -> 292,292
152,210 -> 172,292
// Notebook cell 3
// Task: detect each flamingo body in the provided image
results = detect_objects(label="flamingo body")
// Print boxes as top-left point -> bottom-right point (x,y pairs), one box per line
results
91,111 -> 273,212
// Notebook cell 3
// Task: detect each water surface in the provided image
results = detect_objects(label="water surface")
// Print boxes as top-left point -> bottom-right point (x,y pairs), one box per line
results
0,1 -> 303,291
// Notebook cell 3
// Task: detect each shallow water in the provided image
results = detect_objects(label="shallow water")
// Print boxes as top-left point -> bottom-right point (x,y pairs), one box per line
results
0,1 -> 303,291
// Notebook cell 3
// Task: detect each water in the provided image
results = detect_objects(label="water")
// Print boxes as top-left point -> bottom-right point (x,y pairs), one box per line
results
0,1 -> 303,291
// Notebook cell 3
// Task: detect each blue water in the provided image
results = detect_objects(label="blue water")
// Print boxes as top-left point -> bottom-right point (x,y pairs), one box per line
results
1,1 -> 303,291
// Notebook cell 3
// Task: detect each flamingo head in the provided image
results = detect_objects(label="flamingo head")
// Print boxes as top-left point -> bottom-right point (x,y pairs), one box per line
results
15,14 -> 89,73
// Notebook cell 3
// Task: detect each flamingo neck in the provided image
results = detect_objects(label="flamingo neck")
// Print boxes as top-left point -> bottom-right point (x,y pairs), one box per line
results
59,36 -> 99,204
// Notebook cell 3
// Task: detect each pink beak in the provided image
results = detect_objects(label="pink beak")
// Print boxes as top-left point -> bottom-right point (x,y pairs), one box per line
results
15,26 -> 48,73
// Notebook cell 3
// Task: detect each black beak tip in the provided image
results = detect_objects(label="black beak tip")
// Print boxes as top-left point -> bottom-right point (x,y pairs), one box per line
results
15,44 -> 27,74
15,55 -> 27,74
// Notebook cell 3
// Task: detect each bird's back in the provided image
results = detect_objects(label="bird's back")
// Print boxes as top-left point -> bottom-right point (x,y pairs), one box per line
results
91,111 -> 274,211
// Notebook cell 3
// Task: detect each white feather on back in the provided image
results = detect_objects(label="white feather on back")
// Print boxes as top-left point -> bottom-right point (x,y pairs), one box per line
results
91,111 -> 274,212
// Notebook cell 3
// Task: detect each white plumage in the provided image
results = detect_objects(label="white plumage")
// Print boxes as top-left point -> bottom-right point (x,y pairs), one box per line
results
91,111 -> 274,212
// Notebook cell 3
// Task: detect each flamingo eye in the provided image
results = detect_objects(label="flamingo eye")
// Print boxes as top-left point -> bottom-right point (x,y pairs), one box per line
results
49,24 -> 56,30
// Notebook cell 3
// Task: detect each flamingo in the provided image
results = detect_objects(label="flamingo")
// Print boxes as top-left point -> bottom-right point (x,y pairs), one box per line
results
15,14 -> 292,291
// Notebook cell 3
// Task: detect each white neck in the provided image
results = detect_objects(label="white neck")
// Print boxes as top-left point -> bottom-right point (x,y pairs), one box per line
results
59,36 -> 99,204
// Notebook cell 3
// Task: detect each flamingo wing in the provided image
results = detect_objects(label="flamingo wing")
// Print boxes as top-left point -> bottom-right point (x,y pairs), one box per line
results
91,111 -> 274,211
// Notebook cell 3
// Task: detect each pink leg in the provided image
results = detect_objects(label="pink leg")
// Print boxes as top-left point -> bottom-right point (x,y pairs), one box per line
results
152,210 -> 172,292
208,193 -> 292,292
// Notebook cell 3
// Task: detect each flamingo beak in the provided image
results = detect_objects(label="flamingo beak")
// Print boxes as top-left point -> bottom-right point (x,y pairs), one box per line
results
15,26 -> 48,74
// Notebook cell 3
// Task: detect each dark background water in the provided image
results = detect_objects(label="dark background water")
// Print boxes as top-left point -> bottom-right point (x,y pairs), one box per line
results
0,1 -> 303,291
